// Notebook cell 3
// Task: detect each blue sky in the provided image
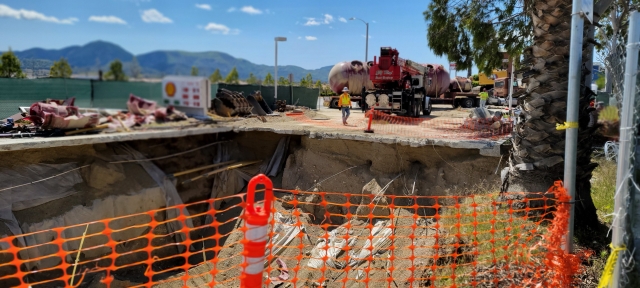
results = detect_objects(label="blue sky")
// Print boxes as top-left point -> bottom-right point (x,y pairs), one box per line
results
0,0 -> 457,71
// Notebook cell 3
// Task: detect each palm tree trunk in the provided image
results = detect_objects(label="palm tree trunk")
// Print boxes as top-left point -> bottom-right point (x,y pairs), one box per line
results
506,0 -> 602,230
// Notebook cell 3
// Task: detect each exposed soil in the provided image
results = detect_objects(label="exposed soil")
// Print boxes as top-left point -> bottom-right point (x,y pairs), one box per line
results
0,130 -> 504,287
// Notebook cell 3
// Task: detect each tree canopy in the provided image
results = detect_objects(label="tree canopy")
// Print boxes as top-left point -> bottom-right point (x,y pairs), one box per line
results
314,80 -> 322,89
224,67 -> 239,84
191,66 -> 199,76
263,72 -> 274,85
209,69 -> 222,83
49,58 -> 72,78
130,56 -> 142,79
277,76 -> 290,86
424,0 -> 530,74
0,50 -> 25,78
104,60 -> 128,81
246,73 -> 258,84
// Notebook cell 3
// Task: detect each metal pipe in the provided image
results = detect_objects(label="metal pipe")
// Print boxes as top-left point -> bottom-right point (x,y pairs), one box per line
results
563,0 -> 585,254
365,22 -> 369,63
508,57 -> 514,116
275,40 -> 278,102
612,9 -> 640,287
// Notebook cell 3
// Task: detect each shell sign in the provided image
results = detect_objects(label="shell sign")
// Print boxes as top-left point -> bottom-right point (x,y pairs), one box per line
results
165,82 -> 176,97
161,76 -> 211,116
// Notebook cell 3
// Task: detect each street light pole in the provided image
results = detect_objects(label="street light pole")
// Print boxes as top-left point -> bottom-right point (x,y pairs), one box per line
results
274,37 -> 287,105
349,17 -> 369,63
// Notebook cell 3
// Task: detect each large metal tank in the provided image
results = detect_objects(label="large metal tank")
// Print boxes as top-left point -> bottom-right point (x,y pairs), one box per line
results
449,76 -> 473,92
328,60 -> 375,95
422,64 -> 451,97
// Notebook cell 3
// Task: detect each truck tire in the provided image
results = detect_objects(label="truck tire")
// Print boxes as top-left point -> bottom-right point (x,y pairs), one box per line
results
461,98 -> 474,108
330,98 -> 339,108
412,99 -> 422,118
423,101 -> 432,116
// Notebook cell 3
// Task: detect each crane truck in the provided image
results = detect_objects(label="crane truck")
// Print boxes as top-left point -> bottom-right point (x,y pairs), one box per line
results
329,47 -> 503,112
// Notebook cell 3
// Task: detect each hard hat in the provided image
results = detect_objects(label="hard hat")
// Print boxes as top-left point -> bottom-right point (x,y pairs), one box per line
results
342,87 -> 349,92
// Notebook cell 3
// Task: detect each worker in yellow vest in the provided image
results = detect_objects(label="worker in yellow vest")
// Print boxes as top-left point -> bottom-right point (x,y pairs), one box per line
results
479,88 -> 489,108
339,87 -> 352,125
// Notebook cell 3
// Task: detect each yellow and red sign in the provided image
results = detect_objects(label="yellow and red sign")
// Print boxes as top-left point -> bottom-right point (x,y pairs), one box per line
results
165,82 -> 176,97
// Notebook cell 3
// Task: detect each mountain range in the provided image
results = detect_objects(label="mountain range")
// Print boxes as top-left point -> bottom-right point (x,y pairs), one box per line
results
10,41 -> 334,81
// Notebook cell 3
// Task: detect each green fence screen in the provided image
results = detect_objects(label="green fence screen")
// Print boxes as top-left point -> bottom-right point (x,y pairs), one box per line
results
0,78 -> 91,119
0,79 -> 320,119
93,81 -> 162,109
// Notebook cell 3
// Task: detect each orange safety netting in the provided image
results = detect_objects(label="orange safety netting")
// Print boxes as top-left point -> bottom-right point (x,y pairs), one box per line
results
286,111 -> 512,141
0,178 -> 581,287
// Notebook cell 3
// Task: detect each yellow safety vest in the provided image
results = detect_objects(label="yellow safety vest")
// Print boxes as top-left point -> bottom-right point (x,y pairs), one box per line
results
480,92 -> 489,100
339,93 -> 351,107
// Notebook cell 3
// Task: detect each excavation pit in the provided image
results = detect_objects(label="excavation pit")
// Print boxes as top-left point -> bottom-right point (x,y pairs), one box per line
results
0,128 -> 507,287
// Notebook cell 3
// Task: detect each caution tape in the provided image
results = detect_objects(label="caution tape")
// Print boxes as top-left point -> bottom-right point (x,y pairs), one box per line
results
556,121 -> 579,130
597,244 -> 627,288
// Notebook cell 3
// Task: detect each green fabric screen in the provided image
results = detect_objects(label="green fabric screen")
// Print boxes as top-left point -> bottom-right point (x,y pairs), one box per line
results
92,81 -> 162,109
0,78 -> 91,119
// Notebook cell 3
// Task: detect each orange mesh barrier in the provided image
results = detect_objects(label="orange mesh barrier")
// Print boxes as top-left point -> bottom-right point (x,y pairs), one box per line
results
0,178 -> 582,287
286,111 -> 512,141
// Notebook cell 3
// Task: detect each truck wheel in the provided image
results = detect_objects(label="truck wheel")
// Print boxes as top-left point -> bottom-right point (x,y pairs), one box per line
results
413,99 -> 422,118
461,98 -> 474,108
423,101 -> 432,116
330,99 -> 339,108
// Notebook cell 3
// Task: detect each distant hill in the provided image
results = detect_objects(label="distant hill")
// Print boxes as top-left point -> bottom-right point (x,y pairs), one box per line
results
9,41 -> 333,81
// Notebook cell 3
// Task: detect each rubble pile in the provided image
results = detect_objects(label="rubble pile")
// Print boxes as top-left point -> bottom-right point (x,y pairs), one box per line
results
462,107 -> 513,134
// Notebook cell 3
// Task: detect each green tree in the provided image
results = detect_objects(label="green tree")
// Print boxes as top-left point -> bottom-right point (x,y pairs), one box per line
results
49,57 -> 72,78
130,56 -> 142,79
425,0 -> 615,230
314,80 -> 322,89
277,76 -> 290,86
304,73 -> 313,88
595,74 -> 606,90
104,59 -> 128,81
263,73 -> 274,85
209,69 -> 222,83
298,77 -> 308,87
224,67 -> 239,84
246,73 -> 258,84
0,50 -> 25,78
191,66 -> 199,76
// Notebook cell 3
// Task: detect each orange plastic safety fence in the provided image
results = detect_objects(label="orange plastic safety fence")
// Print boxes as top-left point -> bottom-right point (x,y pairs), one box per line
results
286,111 -> 512,141
0,184 -> 579,287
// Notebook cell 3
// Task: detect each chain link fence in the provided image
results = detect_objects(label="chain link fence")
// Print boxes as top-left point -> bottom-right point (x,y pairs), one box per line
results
602,9 -> 640,288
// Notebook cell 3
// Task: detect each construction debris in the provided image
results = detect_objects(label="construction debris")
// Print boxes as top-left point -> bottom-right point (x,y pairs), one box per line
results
307,223 -> 356,269
29,97 -> 99,129
214,89 -> 253,117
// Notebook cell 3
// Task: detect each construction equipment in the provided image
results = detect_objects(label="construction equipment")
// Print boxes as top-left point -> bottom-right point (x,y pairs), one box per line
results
359,47 -> 443,117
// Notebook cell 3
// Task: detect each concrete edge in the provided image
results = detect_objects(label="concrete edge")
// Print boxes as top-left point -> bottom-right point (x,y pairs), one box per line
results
0,123 -> 508,157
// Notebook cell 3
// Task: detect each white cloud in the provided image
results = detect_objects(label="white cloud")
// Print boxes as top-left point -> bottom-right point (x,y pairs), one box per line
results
297,36 -> 302,39
240,6 -> 262,15
227,7 -> 236,12
362,35 -> 372,39
305,36 -> 317,41
141,9 -> 172,23
195,4 -> 211,10
323,14 -> 333,24
372,20 -> 377,23
204,22 -> 239,35
339,17 -> 347,23
88,15 -> 126,24
304,14 -> 334,26
304,18 -> 320,26
0,4 -> 78,24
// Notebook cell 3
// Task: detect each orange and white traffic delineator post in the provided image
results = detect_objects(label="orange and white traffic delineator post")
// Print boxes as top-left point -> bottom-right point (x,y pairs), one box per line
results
241,174 -> 274,288
364,107 -> 374,133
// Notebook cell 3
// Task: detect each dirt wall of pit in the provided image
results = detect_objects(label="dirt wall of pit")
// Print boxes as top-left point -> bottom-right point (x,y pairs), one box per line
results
0,131 -> 503,286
